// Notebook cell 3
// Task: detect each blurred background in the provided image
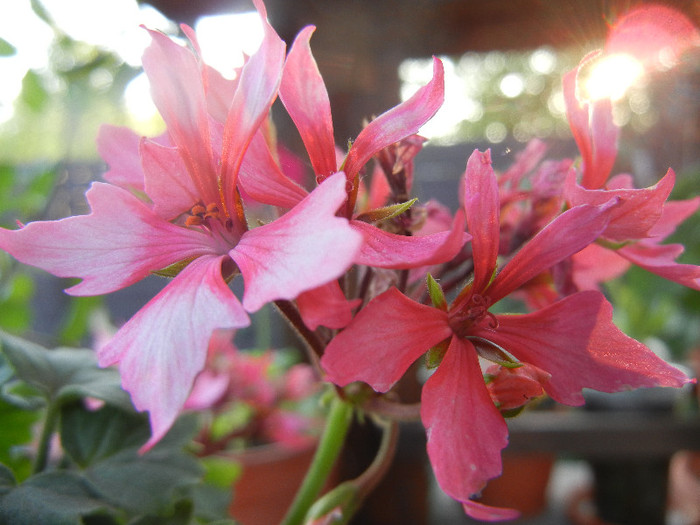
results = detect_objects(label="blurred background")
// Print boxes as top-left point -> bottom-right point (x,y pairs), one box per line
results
1,1 -> 699,523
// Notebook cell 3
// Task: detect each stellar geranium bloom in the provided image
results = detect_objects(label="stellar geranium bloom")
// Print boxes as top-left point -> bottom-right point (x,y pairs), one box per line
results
321,149 -> 691,519
0,2 -> 363,450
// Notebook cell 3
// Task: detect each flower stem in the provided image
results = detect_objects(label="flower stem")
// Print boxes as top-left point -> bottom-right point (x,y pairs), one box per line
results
33,401 -> 58,474
280,395 -> 353,525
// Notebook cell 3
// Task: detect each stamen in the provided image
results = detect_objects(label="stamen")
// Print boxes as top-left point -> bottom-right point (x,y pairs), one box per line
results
185,215 -> 204,227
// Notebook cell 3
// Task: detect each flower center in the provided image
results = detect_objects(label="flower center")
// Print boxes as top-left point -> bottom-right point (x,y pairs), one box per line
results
448,293 -> 498,337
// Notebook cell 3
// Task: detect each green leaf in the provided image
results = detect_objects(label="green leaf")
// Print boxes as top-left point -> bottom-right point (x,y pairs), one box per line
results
0,399 -> 40,481
0,471 -> 110,525
0,38 -> 17,56
83,416 -> 203,515
60,403 -> 151,468
354,198 -> 418,223
59,296 -> 103,345
20,70 -> 49,112
0,331 -> 134,411
86,447 -> 202,516
426,273 -> 447,311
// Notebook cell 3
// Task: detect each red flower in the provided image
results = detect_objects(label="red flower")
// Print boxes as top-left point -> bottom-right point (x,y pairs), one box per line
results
321,149 -> 690,519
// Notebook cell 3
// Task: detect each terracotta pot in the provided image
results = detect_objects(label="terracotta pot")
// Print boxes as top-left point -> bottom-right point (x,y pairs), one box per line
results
477,452 -> 555,517
226,443 -> 329,525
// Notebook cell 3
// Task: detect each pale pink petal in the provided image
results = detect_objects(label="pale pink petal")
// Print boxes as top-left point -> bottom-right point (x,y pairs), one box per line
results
605,5 -> 700,70
565,168 -> 674,242
184,369 -> 230,410
0,182 -> 218,296
238,130 -> 309,209
462,500 -> 520,522
230,172 -> 362,312
486,202 -> 614,303
141,138 -> 199,219
462,149 -> 500,293
484,291 -> 692,406
571,243 -> 630,290
218,12 -> 285,208
96,124 -> 145,191
279,25 -> 337,180
351,210 -> 468,269
343,57 -> 444,180
142,28 -> 219,206
421,338 -> 509,508
296,282 -> 361,330
98,255 -> 250,451
321,287 -> 451,392
618,242 -> 700,290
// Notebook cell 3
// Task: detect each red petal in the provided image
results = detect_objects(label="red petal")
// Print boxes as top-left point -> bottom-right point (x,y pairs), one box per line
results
487,202 -> 613,303
296,281 -> 360,330
321,287 -> 451,392
352,210 -> 468,269
484,291 -> 692,406
343,57 -> 444,180
421,338 -> 509,505
462,149 -> 500,293
279,26 -> 337,180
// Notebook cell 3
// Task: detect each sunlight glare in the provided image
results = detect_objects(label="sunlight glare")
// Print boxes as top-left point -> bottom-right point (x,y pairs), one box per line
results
583,53 -> 644,101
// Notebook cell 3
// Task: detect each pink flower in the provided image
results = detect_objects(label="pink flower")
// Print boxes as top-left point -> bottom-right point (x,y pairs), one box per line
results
0,3 -> 362,451
321,149 -> 691,519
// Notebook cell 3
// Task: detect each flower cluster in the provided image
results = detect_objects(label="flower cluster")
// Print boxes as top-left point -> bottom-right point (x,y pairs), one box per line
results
1,1 -> 698,520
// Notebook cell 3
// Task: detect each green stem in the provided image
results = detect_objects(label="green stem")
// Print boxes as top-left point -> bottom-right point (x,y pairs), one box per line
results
280,395 -> 353,525
33,401 -> 59,474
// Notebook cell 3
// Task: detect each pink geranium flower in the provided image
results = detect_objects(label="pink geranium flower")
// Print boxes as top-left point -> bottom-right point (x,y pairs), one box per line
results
0,2 -> 362,450
236,25 -> 469,329
321,149 -> 691,519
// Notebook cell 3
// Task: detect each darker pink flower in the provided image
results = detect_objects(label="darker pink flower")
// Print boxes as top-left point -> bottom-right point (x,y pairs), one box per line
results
321,149 -> 691,519
0,2 -> 362,450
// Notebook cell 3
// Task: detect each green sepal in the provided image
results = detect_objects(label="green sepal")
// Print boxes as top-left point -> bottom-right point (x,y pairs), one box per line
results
500,406 -> 526,418
151,256 -> 197,278
426,338 -> 450,369
426,274 -> 447,311
468,336 -> 522,369
354,198 -> 418,224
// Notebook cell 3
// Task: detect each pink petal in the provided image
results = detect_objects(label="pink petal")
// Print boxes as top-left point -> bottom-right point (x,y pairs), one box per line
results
141,138 -> 199,220
462,149 -> 500,293
231,172 -> 362,312
351,210 -> 468,269
487,202 -> 614,303
96,124 -> 145,191
321,287 -> 451,392
571,243 -> 630,290
142,28 -> 219,206
279,25 -> 337,180
98,255 -> 250,451
562,56 -> 619,189
618,242 -> 700,290
421,338 -> 509,506
462,500 -> 520,522
343,57 -> 444,180
647,195 -> 700,239
296,281 -> 361,330
218,12 -> 285,208
565,168 -> 674,242
484,291 -> 692,406
184,369 -> 230,410
238,130 -> 309,209
0,182 -> 218,296
605,5 -> 700,70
